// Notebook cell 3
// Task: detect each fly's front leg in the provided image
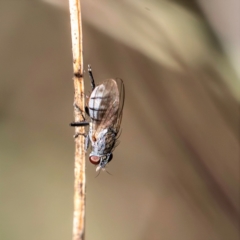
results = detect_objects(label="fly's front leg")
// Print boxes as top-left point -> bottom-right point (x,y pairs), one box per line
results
85,134 -> 90,151
73,132 -> 87,139
73,132 -> 90,153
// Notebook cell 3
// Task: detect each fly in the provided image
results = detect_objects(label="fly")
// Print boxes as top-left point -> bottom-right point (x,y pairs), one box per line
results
70,65 -> 125,172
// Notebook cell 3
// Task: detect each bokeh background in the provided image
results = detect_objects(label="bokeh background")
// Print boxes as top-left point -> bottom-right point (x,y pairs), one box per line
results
0,0 -> 239,240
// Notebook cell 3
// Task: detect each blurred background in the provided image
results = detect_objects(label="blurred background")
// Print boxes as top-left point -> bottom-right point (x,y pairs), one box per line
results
0,0 -> 239,240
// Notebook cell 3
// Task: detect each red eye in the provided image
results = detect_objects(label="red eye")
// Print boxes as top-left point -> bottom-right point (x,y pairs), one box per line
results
89,156 -> 100,165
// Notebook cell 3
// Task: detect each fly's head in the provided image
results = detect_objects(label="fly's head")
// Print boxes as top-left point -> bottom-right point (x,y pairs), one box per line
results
89,153 -> 113,171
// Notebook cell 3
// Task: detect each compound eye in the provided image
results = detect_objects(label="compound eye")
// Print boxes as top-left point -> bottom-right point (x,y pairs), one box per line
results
89,156 -> 100,165
108,153 -> 113,163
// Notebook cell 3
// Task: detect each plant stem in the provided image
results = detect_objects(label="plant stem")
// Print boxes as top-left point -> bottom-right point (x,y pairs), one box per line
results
68,1 -> 86,240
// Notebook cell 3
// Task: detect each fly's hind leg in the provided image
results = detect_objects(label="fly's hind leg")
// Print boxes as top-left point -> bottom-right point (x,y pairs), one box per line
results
85,64 -> 96,115
85,106 -> 90,116
88,64 -> 95,90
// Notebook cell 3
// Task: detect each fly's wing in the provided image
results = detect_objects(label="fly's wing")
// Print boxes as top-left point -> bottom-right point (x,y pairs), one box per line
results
113,78 -> 125,133
88,78 -> 125,138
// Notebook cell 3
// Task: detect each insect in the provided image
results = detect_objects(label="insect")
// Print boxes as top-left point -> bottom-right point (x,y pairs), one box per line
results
71,65 -> 125,172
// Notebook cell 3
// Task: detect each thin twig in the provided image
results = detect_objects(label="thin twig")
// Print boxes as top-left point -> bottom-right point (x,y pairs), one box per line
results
68,1 -> 86,240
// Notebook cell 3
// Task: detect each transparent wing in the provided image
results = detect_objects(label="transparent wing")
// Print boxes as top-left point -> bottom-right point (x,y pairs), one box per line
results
88,78 -> 125,138
114,78 -> 125,134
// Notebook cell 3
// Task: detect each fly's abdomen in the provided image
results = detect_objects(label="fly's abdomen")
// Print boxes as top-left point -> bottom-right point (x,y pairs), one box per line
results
88,84 -> 111,122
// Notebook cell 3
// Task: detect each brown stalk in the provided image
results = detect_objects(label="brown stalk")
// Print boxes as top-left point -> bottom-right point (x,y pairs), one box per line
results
68,1 -> 86,240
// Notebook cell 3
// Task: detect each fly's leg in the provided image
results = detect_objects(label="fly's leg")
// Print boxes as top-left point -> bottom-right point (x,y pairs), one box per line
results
70,103 -> 89,127
85,134 -> 90,151
73,132 -> 87,138
88,64 -> 95,90
73,133 -> 89,152
70,122 -> 89,127
71,104 -> 90,151
86,64 -> 96,115
74,103 -> 86,120
85,106 -> 89,116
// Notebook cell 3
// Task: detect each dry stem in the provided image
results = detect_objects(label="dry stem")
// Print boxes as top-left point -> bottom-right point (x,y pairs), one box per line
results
69,0 -> 86,240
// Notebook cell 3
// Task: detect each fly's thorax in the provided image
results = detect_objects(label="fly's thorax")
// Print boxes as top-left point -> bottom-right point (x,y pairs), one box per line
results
90,128 -> 117,156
